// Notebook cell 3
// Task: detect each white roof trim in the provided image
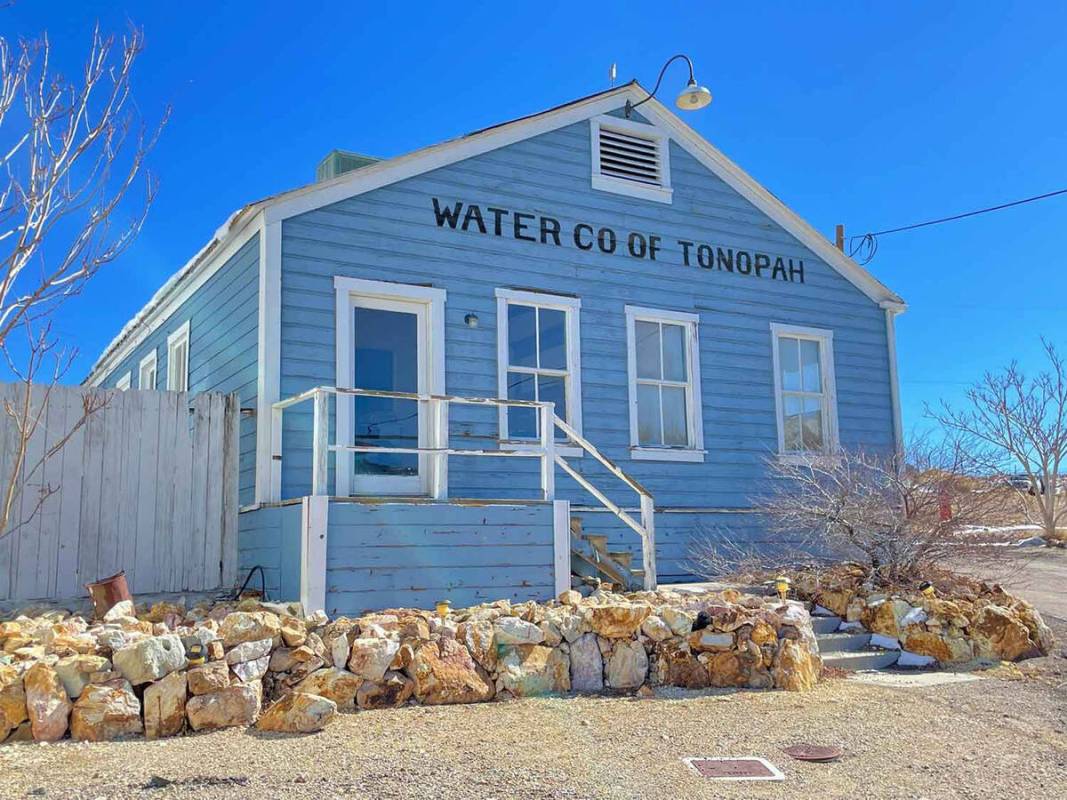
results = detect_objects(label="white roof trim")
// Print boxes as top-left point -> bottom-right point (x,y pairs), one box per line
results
86,82 -> 903,384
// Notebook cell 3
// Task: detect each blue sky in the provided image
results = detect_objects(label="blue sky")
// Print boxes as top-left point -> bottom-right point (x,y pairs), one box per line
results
5,1 -> 1066,436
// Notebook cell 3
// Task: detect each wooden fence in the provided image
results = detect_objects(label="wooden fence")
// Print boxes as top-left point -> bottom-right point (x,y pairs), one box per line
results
0,383 -> 239,603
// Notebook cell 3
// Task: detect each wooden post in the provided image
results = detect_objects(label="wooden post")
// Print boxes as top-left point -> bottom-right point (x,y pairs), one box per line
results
269,404 -> 284,503
429,397 -> 449,500
835,224 -> 845,252
312,389 -> 329,497
539,403 -> 556,501
639,494 -> 657,590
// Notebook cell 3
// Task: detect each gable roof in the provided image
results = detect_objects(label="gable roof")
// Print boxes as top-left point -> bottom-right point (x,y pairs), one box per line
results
86,82 -> 904,384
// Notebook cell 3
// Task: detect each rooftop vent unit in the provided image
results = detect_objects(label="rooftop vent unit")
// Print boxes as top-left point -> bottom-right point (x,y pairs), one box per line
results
315,149 -> 380,182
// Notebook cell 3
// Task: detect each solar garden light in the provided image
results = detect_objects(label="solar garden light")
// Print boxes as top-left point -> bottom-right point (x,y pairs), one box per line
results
435,599 -> 452,618
775,575 -> 792,600
919,581 -> 936,598
625,54 -> 712,119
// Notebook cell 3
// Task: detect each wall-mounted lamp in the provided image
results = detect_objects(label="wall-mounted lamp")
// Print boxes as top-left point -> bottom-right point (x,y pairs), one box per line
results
464,313 -> 479,328
625,54 -> 712,119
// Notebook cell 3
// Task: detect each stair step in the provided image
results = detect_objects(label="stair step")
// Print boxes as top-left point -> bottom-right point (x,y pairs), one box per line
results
815,632 -> 871,652
583,533 -> 609,549
821,649 -> 900,671
607,550 -> 633,568
811,616 -> 843,635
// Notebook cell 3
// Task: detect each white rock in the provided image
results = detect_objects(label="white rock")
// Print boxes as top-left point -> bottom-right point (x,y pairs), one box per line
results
346,637 -> 400,682
493,616 -> 544,646
103,600 -> 134,622
569,633 -> 603,693
640,616 -> 673,643
225,638 -> 273,665
231,654 -> 270,683
900,607 -> 928,627
869,633 -> 901,650
331,634 -> 351,669
112,635 -> 186,685
605,639 -> 648,689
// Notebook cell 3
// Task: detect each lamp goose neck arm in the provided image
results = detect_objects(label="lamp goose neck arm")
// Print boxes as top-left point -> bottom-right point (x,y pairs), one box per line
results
625,54 -> 697,118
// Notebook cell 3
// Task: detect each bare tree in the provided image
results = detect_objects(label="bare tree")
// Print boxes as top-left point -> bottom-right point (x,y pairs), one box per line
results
0,25 -> 166,535
690,441 -> 1007,586
928,340 -> 1067,544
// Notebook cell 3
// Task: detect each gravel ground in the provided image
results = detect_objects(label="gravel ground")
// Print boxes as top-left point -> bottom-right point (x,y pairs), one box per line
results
3,664 -> 1064,800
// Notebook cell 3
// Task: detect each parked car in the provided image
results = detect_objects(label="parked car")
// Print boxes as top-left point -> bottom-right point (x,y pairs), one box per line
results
1004,474 -> 1065,496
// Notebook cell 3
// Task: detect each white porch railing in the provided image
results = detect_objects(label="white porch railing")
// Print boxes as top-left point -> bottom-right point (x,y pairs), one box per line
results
270,386 -> 657,589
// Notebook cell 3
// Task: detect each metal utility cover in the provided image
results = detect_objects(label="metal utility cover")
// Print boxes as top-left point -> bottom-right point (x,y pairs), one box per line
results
782,744 -> 844,762
682,757 -> 785,781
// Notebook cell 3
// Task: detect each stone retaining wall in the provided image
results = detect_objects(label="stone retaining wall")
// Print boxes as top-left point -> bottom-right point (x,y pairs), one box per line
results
794,568 -> 1055,667
0,587 -> 821,743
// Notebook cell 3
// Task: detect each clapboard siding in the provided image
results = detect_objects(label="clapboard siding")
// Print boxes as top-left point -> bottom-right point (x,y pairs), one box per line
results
324,502 -> 555,615
0,384 -> 239,602
237,503 -> 303,600
98,234 -> 260,506
277,111 -> 894,515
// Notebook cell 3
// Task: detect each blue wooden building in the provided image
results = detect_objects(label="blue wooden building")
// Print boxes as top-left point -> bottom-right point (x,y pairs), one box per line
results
86,83 -> 905,616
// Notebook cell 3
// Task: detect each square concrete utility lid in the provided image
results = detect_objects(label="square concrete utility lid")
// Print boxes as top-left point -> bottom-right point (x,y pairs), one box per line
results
682,757 -> 785,781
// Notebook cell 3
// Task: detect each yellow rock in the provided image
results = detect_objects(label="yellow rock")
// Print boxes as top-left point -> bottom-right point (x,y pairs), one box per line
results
24,662 -> 71,741
772,640 -> 820,691
0,664 -> 28,740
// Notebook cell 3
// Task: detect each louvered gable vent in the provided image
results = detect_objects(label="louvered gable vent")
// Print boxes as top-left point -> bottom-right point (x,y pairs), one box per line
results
598,125 -> 662,186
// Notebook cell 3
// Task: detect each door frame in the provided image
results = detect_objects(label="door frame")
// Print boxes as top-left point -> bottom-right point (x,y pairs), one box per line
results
334,276 -> 446,497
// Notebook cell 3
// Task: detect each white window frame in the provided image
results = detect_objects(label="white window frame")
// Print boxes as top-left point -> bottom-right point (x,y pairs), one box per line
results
138,350 -> 157,390
115,371 -> 131,391
625,306 -> 704,462
166,320 -> 191,392
589,115 -> 673,204
770,322 -> 839,459
496,288 -> 583,457
334,275 -> 447,498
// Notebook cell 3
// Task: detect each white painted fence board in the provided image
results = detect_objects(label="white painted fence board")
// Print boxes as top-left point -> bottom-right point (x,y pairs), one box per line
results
0,382 -> 239,603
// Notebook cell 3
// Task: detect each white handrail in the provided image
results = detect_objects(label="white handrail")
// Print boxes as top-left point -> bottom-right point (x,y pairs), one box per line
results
270,385 -> 657,589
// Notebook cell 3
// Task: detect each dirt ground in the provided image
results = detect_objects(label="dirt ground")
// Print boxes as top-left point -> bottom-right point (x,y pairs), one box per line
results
3,552 -> 1064,800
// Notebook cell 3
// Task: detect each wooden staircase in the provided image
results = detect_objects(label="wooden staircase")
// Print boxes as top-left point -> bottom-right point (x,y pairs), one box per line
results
570,517 -> 645,593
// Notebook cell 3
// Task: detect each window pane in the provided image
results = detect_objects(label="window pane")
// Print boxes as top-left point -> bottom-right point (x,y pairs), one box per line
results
661,386 -> 688,447
779,336 -> 800,391
801,396 -> 824,450
507,371 -> 536,438
800,339 -> 822,393
354,308 -> 418,393
637,383 -> 661,446
782,394 -> 803,451
538,375 -> 566,424
539,308 -> 567,370
662,323 -> 687,382
508,304 -> 537,368
635,321 -> 661,380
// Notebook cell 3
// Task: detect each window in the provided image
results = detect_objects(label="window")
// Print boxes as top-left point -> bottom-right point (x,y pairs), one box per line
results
166,321 -> 190,392
770,323 -> 838,456
115,372 -> 131,391
138,350 -> 157,390
496,289 -> 582,450
590,115 -> 672,204
625,306 -> 704,462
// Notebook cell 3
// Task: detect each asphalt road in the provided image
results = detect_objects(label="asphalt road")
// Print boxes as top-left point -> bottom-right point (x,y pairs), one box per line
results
970,546 -> 1067,625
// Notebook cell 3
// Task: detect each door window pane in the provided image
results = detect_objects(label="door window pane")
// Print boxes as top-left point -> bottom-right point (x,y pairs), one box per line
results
661,386 -> 688,446
635,321 -> 660,380
507,304 -> 537,368
353,307 -> 419,477
539,308 -> 567,370
637,384 -> 661,446
662,323 -> 687,382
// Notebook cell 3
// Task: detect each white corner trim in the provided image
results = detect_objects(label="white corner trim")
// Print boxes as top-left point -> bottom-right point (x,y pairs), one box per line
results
590,115 -> 673,204
769,322 -> 839,456
333,276 -> 447,498
624,304 -> 704,456
115,371 -> 131,391
300,494 -> 329,613
495,288 -> 583,443
552,499 -> 571,598
882,305 -> 904,457
165,320 -> 191,392
137,350 -> 157,390
255,218 -> 282,504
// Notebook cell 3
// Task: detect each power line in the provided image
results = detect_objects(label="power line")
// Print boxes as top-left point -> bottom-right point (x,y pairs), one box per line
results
847,187 -> 1067,265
